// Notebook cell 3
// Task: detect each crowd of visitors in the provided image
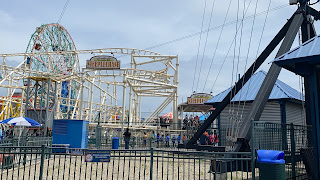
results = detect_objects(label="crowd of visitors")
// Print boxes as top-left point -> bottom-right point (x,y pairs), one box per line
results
199,131 -> 219,146
148,131 -> 188,148
182,114 -> 202,130
121,125 -> 219,149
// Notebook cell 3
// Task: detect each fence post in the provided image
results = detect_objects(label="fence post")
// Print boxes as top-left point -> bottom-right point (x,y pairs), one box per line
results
149,138 -> 152,149
39,145 -> 45,180
251,120 -> 256,180
150,148 -> 154,180
23,147 -> 27,165
290,123 -> 296,180
281,123 -> 288,150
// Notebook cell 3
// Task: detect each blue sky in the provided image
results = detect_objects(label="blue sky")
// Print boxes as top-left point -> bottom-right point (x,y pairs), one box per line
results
0,0 -> 316,116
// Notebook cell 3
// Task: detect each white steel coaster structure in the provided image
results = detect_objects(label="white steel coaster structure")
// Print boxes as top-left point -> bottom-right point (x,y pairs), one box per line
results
0,23 -> 178,129
77,49 -> 179,127
0,48 -> 178,128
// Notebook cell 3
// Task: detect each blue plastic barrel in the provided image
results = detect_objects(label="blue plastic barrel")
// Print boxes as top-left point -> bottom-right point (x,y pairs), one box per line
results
257,150 -> 285,180
112,137 -> 119,149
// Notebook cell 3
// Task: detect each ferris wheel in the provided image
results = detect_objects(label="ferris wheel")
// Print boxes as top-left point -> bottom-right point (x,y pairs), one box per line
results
25,23 -> 80,116
25,23 -> 80,75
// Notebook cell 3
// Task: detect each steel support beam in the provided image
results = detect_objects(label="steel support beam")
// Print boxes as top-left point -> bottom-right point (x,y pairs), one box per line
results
301,14 -> 317,149
301,12 -> 319,179
306,69 -> 320,179
186,10 -> 297,148
238,12 -> 304,144
45,78 -> 51,137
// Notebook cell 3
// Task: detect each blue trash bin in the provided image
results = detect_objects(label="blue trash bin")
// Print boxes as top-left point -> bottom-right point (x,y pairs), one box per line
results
112,137 -> 119,149
257,150 -> 285,180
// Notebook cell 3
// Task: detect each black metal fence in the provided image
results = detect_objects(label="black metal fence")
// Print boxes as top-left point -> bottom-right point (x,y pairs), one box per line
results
252,121 -> 312,180
88,136 -> 192,150
0,146 -> 256,180
0,137 -> 52,147
0,121 -> 313,179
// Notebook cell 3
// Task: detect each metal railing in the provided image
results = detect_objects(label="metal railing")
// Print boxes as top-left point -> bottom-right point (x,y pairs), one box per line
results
0,137 -> 52,147
0,121 -> 312,179
252,121 -> 311,151
0,146 -> 256,180
88,136 -> 192,150
252,121 -> 312,179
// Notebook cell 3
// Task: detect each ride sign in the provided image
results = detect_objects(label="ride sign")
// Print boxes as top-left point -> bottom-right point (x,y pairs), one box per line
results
86,55 -> 120,69
84,149 -> 111,162
187,93 -> 213,105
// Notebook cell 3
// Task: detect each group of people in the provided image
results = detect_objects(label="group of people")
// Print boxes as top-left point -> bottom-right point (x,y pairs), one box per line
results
123,128 -> 219,149
182,114 -> 202,130
158,116 -> 170,124
145,131 -> 189,148
200,131 -> 219,146
125,129 -> 189,149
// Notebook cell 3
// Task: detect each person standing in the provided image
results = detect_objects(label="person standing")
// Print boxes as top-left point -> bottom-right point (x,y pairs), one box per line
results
166,134 -> 170,147
151,131 -> 155,142
143,132 -> 147,147
189,115 -> 193,121
209,132 -> 214,145
214,133 -> 219,146
194,115 -> 200,125
172,135 -> 176,147
160,134 -> 164,147
200,132 -> 208,145
177,134 -> 181,144
156,133 -> 160,148
123,128 -> 131,149
182,134 -> 187,144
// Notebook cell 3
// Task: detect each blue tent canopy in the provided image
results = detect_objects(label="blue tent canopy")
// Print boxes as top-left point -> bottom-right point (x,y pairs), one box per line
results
199,114 -> 209,122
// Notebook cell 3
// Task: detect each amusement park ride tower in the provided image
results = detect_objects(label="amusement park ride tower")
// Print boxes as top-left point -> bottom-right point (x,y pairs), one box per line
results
0,23 -> 179,136
186,0 -> 320,178
23,24 -> 78,135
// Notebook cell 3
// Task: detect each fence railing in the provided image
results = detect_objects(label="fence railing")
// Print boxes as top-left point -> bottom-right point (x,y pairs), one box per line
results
0,146 -> 256,180
88,136 -> 192,150
0,121 -> 313,179
252,121 -> 311,151
0,137 -> 52,147
252,121 -> 312,180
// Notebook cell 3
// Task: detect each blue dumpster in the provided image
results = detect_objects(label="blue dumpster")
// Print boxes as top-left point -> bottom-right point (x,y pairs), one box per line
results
112,137 -> 119,149
257,150 -> 285,180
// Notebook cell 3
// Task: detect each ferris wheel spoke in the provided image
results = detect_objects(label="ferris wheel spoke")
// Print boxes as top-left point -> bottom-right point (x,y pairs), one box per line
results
38,38 -> 61,73
48,27 -> 61,52
66,50 -> 76,68
53,54 -> 64,71
48,29 -> 59,52
31,55 -> 59,74
50,27 -> 71,72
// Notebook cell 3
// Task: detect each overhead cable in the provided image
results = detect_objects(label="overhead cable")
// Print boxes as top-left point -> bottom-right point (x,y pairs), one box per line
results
58,0 -> 70,24
195,0 -> 217,93
201,0 -> 233,92
192,0 -> 208,93
145,4 -> 289,51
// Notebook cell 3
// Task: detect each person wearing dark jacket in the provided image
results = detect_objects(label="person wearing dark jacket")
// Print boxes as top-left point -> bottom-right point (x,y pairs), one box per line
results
199,133 -> 208,145
123,128 -> 131,149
